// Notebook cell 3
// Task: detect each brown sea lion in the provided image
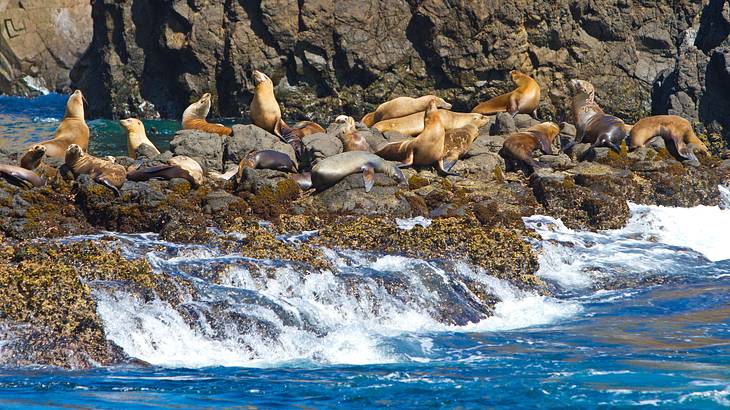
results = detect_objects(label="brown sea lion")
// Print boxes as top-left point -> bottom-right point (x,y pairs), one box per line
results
182,93 -> 233,136
65,144 -> 127,195
239,149 -> 297,173
373,110 -> 487,137
441,115 -> 491,172
311,151 -> 405,192
374,100 -> 456,176
362,95 -> 452,127
0,164 -> 45,188
20,90 -> 89,169
335,116 -> 372,152
278,120 -> 325,159
568,79 -> 629,152
19,144 -> 47,170
500,122 -> 561,171
250,70 -> 281,135
472,71 -> 541,117
629,115 -> 710,162
119,118 -> 160,159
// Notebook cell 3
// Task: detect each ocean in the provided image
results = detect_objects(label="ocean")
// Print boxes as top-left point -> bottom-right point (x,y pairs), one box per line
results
0,94 -> 729,409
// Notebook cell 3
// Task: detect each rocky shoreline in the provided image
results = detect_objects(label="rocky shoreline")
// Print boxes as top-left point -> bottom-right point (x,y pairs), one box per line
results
0,110 -> 728,368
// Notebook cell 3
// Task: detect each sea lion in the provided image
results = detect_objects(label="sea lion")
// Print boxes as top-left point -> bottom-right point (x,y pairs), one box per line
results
628,115 -> 710,162
126,160 -> 201,187
373,110 -> 487,137
311,151 -> 405,192
20,90 -> 89,169
499,122 -> 560,171
64,144 -> 127,195
0,164 -> 45,188
181,93 -> 233,136
250,70 -> 281,135
335,116 -> 372,152
568,79 -> 629,152
291,172 -> 313,190
19,144 -> 47,170
472,70 -> 541,117
361,95 -> 452,127
119,118 -> 160,159
168,156 -> 204,187
375,100 -> 456,176
239,149 -> 297,173
278,120 -> 325,159
441,115 -> 491,172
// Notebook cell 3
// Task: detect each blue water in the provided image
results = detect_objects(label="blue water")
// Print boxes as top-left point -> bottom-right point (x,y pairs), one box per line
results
1,94 -> 730,409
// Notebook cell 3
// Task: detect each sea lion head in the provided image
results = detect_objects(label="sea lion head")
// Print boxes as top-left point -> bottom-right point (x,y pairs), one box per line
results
65,90 -> 85,118
119,118 -> 145,132
469,113 -> 490,128
65,144 -> 84,164
593,133 -> 623,153
431,96 -> 452,110
252,70 -> 272,88
191,93 -> 213,118
510,70 -> 531,85
28,144 -> 47,159
568,79 -> 595,99
531,122 -> 561,143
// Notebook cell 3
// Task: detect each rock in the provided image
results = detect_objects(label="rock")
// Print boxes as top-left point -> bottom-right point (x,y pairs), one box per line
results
560,122 -> 577,139
490,113 -> 517,136
0,1 -> 92,95
203,190 -> 246,214
382,130 -> 411,143
301,133 -> 342,169
538,153 -> 572,169
236,168 -> 292,194
226,125 -> 296,167
311,173 -> 410,216
514,114 -> 539,130
452,153 -> 503,175
135,143 -> 161,160
580,147 -> 611,162
469,134 -> 505,155
170,130 -> 224,172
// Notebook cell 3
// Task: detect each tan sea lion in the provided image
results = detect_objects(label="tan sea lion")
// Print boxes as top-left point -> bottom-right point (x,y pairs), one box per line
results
373,110 -> 487,137
335,116 -> 372,152
568,79 -> 629,152
182,93 -> 233,136
472,71 -> 541,117
19,144 -> 47,170
250,70 -> 281,135
375,100 -> 456,176
168,156 -> 204,187
65,144 -> 127,195
119,118 -> 160,159
311,151 -> 405,192
0,164 -> 45,188
441,115 -> 490,172
500,122 -> 560,171
362,95 -> 452,127
20,90 -> 89,169
629,115 -> 710,162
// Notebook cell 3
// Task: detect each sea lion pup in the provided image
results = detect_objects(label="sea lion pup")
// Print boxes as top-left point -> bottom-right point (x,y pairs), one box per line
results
0,164 -> 45,188
374,100 -> 456,176
119,118 -> 160,159
64,144 -> 127,195
472,70 -> 541,117
335,115 -> 372,152
250,70 -> 281,135
568,79 -> 629,152
19,144 -> 47,170
20,90 -> 89,169
373,110 -> 486,137
500,122 -> 560,171
182,93 -> 232,137
441,115 -> 491,172
127,155 -> 204,188
311,151 -> 405,192
361,95 -> 452,126
629,115 -> 710,162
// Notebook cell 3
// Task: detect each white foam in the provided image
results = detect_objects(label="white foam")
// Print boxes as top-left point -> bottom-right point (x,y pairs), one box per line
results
395,216 -> 432,230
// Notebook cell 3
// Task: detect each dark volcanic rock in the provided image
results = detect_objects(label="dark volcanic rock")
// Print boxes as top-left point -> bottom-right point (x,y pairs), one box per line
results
226,125 -> 296,167
170,130 -> 224,172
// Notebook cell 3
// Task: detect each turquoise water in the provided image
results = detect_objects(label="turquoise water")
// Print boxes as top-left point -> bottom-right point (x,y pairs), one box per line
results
1,94 -> 730,409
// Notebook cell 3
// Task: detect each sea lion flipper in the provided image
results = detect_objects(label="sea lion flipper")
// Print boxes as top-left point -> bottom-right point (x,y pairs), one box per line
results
95,176 -> 121,196
442,158 -> 458,173
362,165 -> 375,192
435,159 -> 460,177
537,136 -> 554,155
142,164 -> 177,173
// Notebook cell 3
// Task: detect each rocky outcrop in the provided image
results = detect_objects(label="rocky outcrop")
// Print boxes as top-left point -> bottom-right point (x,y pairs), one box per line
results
71,0 -> 706,129
0,0 -> 92,95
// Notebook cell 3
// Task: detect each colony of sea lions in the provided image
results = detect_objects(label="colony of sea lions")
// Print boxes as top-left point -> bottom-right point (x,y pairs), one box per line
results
3,68 -> 713,194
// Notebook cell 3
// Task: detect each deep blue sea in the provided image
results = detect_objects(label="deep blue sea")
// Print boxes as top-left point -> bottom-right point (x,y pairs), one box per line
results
1,94 -> 730,409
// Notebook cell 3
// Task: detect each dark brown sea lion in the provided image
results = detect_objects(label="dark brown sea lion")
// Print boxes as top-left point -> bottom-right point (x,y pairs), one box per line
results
20,90 -> 89,169
182,93 -> 233,136
119,118 -> 160,159
499,122 -> 560,171
568,79 -> 629,152
373,110 -> 486,137
239,149 -> 297,173
335,116 -> 372,152
0,164 -> 45,188
65,144 -> 127,195
375,100 -> 456,176
361,95 -> 452,127
311,151 -> 405,192
472,71 -> 541,117
278,120 -> 325,159
629,115 -> 710,161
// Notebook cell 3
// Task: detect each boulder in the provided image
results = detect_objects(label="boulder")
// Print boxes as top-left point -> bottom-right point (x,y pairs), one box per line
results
490,113 -> 517,136
169,130 -> 224,172
226,125 -> 296,167
301,133 -> 343,169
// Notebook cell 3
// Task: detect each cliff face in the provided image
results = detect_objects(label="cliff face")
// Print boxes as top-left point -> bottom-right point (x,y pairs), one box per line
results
69,1 -> 724,144
0,0 -> 92,95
